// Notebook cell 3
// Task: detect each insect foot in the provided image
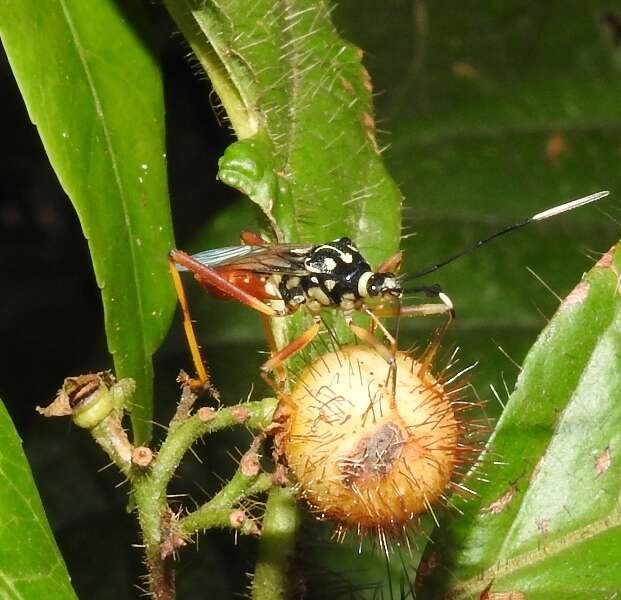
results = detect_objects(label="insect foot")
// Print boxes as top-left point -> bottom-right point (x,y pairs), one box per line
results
280,345 -> 479,546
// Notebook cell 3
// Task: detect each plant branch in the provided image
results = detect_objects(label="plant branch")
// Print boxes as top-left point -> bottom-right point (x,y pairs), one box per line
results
153,397 -> 277,492
161,0 -> 257,138
90,414 -> 133,477
179,471 -> 273,536
252,486 -> 300,600
129,396 -> 277,599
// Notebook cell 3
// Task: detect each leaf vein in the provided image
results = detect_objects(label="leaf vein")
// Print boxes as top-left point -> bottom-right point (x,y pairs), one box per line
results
57,0 -> 148,376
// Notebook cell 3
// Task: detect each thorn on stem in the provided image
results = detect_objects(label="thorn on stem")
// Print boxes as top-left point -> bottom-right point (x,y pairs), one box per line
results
229,509 -> 247,529
197,407 -> 216,422
132,446 -> 153,469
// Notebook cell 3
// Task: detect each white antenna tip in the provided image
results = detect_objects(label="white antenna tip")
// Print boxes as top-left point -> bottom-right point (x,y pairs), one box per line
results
532,191 -> 610,222
438,292 -> 454,311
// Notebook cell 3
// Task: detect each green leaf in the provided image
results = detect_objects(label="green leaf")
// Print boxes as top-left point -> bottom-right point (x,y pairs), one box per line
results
0,0 -> 175,443
418,245 -> 621,599
163,0 -> 401,263
0,400 -> 76,598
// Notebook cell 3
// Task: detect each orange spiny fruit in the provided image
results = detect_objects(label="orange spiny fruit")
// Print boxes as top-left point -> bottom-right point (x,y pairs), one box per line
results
282,345 -> 464,534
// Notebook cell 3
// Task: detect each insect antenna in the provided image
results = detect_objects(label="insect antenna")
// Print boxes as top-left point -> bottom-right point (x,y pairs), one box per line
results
402,190 -> 610,284
404,283 -> 456,318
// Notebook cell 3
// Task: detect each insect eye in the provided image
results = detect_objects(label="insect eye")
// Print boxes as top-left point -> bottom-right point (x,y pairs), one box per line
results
365,275 -> 381,296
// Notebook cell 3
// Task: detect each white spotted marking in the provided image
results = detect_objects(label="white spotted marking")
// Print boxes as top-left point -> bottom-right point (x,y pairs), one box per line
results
265,278 -> 281,298
271,299 -> 286,314
307,299 -> 323,313
439,292 -> 454,311
384,277 -> 398,289
308,285 -> 331,306
322,257 -> 337,271
316,243 -> 355,264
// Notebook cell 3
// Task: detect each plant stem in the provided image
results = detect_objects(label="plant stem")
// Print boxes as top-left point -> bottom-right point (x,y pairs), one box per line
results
252,486 -> 300,600
129,397 -> 277,599
161,0 -> 257,138
132,468 -> 172,599
90,413 -> 132,477
153,397 -> 277,492
179,471 -> 273,535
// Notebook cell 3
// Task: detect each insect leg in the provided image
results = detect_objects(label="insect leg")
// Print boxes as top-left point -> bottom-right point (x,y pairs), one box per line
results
368,288 -> 455,378
372,302 -> 449,318
260,322 -> 322,389
372,283 -> 454,320
348,311 -> 396,365
377,251 -> 403,274
260,314 -> 287,384
417,314 -> 453,379
170,250 -> 278,317
348,309 -> 400,401
167,254 -> 217,396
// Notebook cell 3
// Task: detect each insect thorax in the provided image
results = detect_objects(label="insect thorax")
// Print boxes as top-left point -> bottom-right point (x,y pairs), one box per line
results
278,238 -> 374,313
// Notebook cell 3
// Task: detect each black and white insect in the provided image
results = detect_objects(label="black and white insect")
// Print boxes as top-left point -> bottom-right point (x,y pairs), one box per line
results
169,190 -> 609,385
252,237 -> 404,316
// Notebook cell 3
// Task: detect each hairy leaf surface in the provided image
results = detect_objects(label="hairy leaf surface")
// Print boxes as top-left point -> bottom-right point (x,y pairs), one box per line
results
164,0 -> 401,262
418,245 -> 621,599
164,0 -> 403,369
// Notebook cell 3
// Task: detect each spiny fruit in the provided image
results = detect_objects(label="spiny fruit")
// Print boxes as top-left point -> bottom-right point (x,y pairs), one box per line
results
281,345 -> 473,537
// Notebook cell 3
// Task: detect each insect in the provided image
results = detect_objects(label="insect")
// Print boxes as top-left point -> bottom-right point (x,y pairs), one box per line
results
169,232 -> 447,386
169,190 -> 610,390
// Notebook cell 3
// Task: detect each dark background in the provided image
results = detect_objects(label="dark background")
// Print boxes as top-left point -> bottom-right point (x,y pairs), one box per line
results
1,2 -> 620,598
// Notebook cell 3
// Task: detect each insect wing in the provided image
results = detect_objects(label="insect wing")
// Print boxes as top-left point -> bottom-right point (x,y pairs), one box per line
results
176,245 -> 263,271
244,243 -> 314,274
181,244 -> 313,275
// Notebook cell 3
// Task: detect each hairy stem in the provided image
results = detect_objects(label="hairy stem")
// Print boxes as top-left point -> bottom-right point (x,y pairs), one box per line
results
252,486 -> 300,600
130,397 -> 277,598
153,397 -> 277,492
161,0 -> 257,138
89,413 -> 133,477
132,463 -> 173,599
179,471 -> 273,535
